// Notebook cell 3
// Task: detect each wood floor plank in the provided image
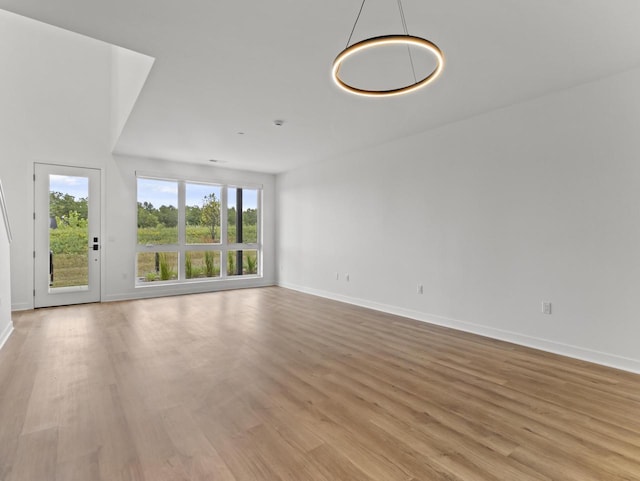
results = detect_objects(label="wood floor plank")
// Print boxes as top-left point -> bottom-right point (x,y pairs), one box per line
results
55,451 -> 100,481
8,427 -> 58,481
0,287 -> 639,480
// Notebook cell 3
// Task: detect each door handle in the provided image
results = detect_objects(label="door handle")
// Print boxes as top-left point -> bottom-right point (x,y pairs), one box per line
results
93,236 -> 99,251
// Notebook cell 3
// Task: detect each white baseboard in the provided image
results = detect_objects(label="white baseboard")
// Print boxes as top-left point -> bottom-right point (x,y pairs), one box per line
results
102,278 -> 276,303
279,282 -> 640,375
9,281 -> 277,307
11,302 -> 32,311
0,321 -> 13,351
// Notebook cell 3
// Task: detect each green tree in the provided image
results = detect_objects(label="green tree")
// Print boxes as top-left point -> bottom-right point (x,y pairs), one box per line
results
201,193 -> 220,239
49,192 -> 88,220
137,202 -> 159,228
227,206 -> 236,226
157,205 -> 178,227
186,205 -> 202,225
57,211 -> 87,229
243,208 -> 257,226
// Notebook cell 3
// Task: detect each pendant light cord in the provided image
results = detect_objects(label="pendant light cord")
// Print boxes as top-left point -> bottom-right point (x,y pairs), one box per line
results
346,0 -> 367,48
333,0 -> 444,97
345,0 -> 418,84
397,0 -> 409,35
397,0 -> 417,83
345,0 -> 418,82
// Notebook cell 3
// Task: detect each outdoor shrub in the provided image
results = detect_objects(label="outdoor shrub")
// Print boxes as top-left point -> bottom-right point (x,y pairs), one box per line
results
185,252 -> 193,279
159,253 -> 174,280
227,251 -> 235,275
205,251 -> 215,277
49,214 -> 88,255
145,272 -> 158,282
246,254 -> 257,274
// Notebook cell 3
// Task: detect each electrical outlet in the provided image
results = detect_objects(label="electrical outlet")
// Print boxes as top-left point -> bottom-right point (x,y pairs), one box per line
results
417,284 -> 423,294
542,302 -> 552,315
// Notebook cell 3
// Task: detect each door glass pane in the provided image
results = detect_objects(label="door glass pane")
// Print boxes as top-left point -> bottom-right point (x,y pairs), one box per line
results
185,183 -> 221,244
49,175 -> 89,288
137,178 -> 178,245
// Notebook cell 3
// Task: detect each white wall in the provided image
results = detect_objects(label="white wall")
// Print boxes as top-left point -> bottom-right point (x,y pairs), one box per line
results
0,10 -> 113,310
0,179 -> 12,348
0,10 -> 276,310
110,46 -> 155,150
277,66 -> 640,373
103,155 -> 276,302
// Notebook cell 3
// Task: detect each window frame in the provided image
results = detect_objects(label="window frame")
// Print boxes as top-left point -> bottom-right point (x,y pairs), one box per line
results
135,173 -> 262,286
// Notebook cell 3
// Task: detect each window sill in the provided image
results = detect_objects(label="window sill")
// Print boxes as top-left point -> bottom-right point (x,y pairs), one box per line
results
135,275 -> 263,288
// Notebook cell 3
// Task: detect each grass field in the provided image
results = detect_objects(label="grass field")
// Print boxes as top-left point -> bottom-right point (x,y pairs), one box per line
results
138,225 -> 257,245
50,253 -> 89,288
50,225 -> 258,287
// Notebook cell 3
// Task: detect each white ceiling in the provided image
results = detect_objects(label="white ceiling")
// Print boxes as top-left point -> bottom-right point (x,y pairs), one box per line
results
2,0 -> 640,173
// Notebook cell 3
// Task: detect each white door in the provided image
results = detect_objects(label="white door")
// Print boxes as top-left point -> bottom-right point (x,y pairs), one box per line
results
34,163 -> 101,307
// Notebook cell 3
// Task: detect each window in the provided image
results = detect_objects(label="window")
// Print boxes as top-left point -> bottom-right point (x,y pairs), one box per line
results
136,176 -> 261,285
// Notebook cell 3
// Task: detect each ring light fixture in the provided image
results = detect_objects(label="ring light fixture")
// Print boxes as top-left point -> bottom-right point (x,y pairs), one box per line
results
332,0 -> 444,98
331,34 -> 444,97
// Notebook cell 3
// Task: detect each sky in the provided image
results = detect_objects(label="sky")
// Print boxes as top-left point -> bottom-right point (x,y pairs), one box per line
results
50,175 -> 88,200
50,175 -> 258,210
138,178 -> 258,209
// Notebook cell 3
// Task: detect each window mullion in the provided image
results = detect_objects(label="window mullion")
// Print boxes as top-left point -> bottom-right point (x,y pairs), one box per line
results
220,186 -> 228,277
257,189 -> 262,275
236,187 -> 243,276
136,176 -> 260,285
178,181 -> 186,280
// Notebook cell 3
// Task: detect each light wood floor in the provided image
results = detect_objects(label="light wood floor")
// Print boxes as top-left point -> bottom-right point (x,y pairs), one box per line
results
1,287 -> 639,481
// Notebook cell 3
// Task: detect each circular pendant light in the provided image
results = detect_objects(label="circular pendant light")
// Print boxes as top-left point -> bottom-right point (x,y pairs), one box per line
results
332,34 -> 444,97
331,0 -> 444,98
